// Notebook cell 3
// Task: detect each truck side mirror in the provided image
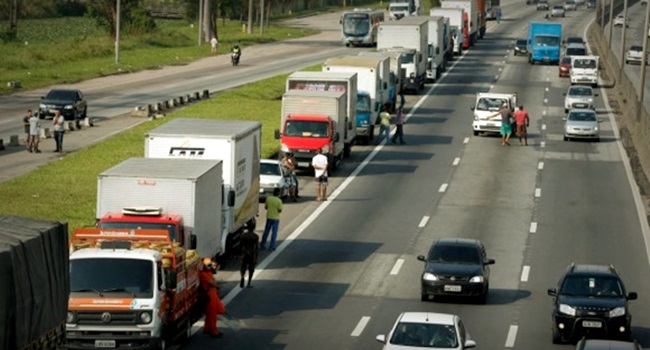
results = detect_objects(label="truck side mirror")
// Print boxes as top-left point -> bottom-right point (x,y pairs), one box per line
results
274,129 -> 281,139
383,82 -> 388,90
166,270 -> 177,290
190,234 -> 197,250
228,190 -> 235,207
334,132 -> 340,142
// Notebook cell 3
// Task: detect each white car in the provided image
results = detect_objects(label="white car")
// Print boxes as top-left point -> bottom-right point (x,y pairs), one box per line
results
625,45 -> 649,65
614,15 -> 629,27
564,0 -> 577,11
376,312 -> 477,349
259,159 -> 289,201
564,85 -> 597,112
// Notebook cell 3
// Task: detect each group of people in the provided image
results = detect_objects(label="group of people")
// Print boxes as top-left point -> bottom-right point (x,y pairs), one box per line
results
488,104 -> 530,146
22,108 -> 66,153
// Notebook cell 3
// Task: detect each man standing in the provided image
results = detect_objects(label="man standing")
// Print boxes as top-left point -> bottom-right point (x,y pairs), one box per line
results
376,106 -> 392,145
28,111 -> 41,153
513,105 -> 530,145
52,110 -> 65,153
391,107 -> 406,144
311,148 -> 328,201
210,36 -> 218,55
488,103 -> 513,146
23,109 -> 32,147
240,227 -> 259,288
260,188 -> 283,251
281,152 -> 298,202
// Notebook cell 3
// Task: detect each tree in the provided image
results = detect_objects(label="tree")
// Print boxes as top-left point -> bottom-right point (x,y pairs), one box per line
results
87,0 -> 155,37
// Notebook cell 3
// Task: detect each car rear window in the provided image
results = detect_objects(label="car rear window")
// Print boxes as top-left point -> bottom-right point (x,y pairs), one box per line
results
566,48 -> 587,56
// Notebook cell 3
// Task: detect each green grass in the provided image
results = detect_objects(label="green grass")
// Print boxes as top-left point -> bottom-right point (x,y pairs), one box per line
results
0,64 -> 322,232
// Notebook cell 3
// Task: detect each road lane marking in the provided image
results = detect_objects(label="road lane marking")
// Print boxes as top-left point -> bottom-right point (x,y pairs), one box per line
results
538,161 -> 544,170
530,222 -> 538,233
390,259 -> 405,275
542,110 -> 547,116
521,266 -> 530,282
545,87 -> 549,92
464,137 -> 469,144
505,325 -> 518,348
439,183 -> 448,192
541,141 -> 546,148
542,124 -> 547,131
453,157 -> 461,166
490,84 -> 494,90
535,188 -> 541,197
351,316 -> 371,337
543,98 -> 548,104
419,216 -> 430,227
494,75 -> 499,80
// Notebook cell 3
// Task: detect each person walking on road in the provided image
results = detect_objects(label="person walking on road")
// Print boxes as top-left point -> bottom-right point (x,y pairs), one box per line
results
496,8 -> 502,24
28,112 -> 41,153
311,148 -> 328,201
23,109 -> 32,147
210,36 -> 218,55
376,106 -> 392,145
391,107 -> 406,144
260,188 -> 283,251
199,259 -> 225,338
513,105 -> 530,145
52,110 -> 65,153
488,103 -> 513,146
240,227 -> 259,288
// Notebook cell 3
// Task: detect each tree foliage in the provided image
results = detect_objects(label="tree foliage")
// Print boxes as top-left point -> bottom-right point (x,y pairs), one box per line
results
86,0 -> 156,36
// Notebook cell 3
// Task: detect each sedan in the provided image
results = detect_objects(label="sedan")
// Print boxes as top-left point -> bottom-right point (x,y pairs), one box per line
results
576,339 -> 642,350
564,0 -> 577,10
625,45 -> 648,65
537,0 -> 549,10
551,5 -> 566,17
564,36 -> 585,47
259,159 -> 289,201
614,14 -> 630,27
564,85 -> 597,112
38,88 -> 88,128
417,238 -> 495,303
513,39 -> 528,56
376,312 -> 477,349
559,56 -> 572,77
563,109 -> 600,141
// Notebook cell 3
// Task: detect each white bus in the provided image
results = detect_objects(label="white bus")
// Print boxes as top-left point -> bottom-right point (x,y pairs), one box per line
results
340,9 -> 385,47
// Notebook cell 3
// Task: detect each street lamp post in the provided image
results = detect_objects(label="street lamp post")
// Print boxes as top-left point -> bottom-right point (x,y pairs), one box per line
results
115,0 -> 121,65
639,1 -> 650,104
619,0 -> 628,82
198,0 -> 204,46
607,0 -> 614,44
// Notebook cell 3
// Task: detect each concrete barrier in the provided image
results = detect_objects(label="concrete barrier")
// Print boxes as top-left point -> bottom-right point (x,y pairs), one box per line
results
194,92 -> 201,100
202,90 -> 210,99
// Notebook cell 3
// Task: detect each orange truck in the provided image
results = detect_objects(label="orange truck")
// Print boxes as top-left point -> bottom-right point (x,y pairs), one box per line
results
65,228 -> 203,350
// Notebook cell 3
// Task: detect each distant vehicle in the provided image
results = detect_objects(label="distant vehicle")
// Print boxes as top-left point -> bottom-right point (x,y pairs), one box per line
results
548,264 -> 637,343
564,43 -> 588,57
551,5 -> 566,17
513,38 -> 528,56
574,0 -> 585,5
38,88 -> 88,128
576,338 -> 642,350
625,45 -> 649,65
537,0 -> 549,10
587,0 -> 596,8
340,8 -> 385,47
526,0 -> 537,4
564,0 -> 577,11
376,312 -> 477,349
259,159 -> 290,201
417,238 -> 495,303
559,56 -> 572,77
564,36 -> 585,47
614,14 -> 630,27
388,2 -> 411,20
563,109 -> 601,141
564,85 -> 597,112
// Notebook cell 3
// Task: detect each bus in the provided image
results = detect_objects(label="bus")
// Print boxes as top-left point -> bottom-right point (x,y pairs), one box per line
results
340,9 -> 385,47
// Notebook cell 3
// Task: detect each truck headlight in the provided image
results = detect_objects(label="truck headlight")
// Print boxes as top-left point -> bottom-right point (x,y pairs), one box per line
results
609,307 -> 625,317
559,304 -> 576,316
66,311 -> 76,324
280,143 -> 290,153
423,272 -> 438,281
469,276 -> 484,283
64,105 -> 74,109
322,144 -> 330,153
138,311 -> 152,324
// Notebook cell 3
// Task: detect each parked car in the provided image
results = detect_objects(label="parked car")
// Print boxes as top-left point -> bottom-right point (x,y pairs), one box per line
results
559,56 -> 573,77
564,85 -> 598,112
576,338 -> 642,350
625,45 -> 649,65
574,0 -> 585,5
551,5 -> 566,17
563,109 -> 601,141
513,39 -> 528,56
376,312 -> 477,349
548,264 -> 637,343
537,0 -> 550,10
259,159 -> 290,201
564,0 -> 577,11
38,88 -> 88,128
417,238 -> 495,303
614,14 -> 630,27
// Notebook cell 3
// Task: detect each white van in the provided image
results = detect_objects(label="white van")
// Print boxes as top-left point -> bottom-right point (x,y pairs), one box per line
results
570,55 -> 599,87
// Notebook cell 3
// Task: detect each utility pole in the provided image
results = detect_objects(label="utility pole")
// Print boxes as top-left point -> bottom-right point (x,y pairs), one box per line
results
260,0 -> 265,34
202,0 -> 211,42
9,0 -> 18,39
639,1 -> 650,104
619,0 -> 628,82
198,0 -> 204,46
247,0 -> 254,34
607,0 -> 614,44
115,0 -> 121,65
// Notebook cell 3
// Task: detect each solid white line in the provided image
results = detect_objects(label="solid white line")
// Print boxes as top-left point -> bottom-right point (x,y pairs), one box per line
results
464,137 -> 470,144
418,216 -> 430,228
351,316 -> 371,337
439,183 -> 448,192
453,157 -> 461,166
530,222 -> 538,233
542,124 -> 547,131
535,188 -> 541,197
390,259 -> 405,275
505,325 -> 518,348
541,141 -> 546,148
538,161 -> 544,170
521,266 -> 530,282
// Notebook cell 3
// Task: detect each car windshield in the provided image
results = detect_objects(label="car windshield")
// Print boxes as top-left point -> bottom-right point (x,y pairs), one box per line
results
630,46 -> 643,52
401,53 -> 415,64
535,35 -> 560,46
260,162 -> 281,176
568,87 -> 593,96
357,95 -> 372,113
573,59 -> 597,69
390,5 -> 409,11
560,276 -> 623,297
99,221 -> 177,241
516,39 -> 527,46
568,111 -> 597,122
476,97 -> 508,111
342,14 -> 370,36
284,120 -> 329,137
553,5 -> 564,9
390,322 -> 459,348
428,244 -> 481,264
46,90 -> 77,100
567,38 -> 583,44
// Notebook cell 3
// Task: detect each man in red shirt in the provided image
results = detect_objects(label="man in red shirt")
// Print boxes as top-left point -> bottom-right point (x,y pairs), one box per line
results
513,105 -> 530,146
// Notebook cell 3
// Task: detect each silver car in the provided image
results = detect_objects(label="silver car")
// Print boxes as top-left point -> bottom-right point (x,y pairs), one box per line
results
563,109 -> 600,142
564,0 -> 577,10
551,5 -> 566,17
564,86 -> 597,112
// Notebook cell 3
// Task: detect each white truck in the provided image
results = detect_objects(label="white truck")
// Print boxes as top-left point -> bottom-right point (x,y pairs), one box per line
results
276,90 -> 350,171
388,0 -> 421,19
441,0 -> 478,45
570,55 -> 599,87
145,118 -> 261,257
358,50 -> 404,108
323,56 -> 387,143
377,16 -> 429,93
471,92 -> 518,136
430,7 -> 466,55
427,16 -> 446,82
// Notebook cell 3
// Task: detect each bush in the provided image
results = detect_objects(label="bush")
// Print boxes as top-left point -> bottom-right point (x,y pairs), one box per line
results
124,8 -> 157,34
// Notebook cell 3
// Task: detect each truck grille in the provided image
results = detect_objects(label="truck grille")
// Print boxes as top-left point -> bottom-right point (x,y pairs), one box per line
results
77,311 -> 138,325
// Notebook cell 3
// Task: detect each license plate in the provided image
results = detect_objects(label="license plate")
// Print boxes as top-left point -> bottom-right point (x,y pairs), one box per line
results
298,149 -> 310,153
297,162 -> 309,168
582,321 -> 602,328
95,340 -> 116,348
444,285 -> 462,292
486,123 -> 495,126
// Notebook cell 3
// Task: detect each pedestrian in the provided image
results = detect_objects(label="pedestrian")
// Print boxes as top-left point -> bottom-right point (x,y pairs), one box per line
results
311,148 -> 329,201
289,153 -> 301,198
488,103 -> 513,146
281,152 -> 298,202
28,111 -> 41,153
391,107 -> 406,144
399,90 -> 406,110
239,227 -> 259,288
376,105 -> 392,145
52,110 -> 65,153
199,259 -> 225,338
260,187 -> 283,251
496,8 -> 502,24
513,105 -> 530,145
23,110 -> 32,147
210,36 -> 218,55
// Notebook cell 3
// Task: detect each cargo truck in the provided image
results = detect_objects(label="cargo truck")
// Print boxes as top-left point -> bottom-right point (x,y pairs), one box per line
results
0,215 -> 69,350
527,22 -> 562,65
377,16 -> 429,93
388,0 -> 421,19
427,16 -> 446,82
441,16 -> 454,63
145,119 -> 261,257
441,0 -> 478,45
431,7 -> 469,53
354,52 -> 397,112
67,227 -> 203,350
275,90 -> 349,171
358,50 -> 405,110
323,56 -> 387,143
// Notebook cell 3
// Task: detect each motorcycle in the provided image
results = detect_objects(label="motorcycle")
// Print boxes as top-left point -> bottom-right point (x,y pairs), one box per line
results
231,51 -> 241,66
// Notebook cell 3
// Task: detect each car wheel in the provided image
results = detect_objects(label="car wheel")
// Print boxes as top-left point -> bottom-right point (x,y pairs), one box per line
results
564,108 -> 568,113
552,325 -> 563,344
421,292 -> 429,301
477,291 -> 488,304
564,136 -> 569,141
473,130 -> 479,136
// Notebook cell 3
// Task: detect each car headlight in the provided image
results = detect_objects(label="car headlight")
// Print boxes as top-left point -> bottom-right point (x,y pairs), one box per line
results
559,304 -> 576,316
64,105 -> 74,109
609,307 -> 626,317
66,311 -> 76,324
39,103 -> 46,109
280,144 -> 290,153
594,125 -> 599,131
422,272 -> 438,281
138,311 -> 152,324
469,276 -> 484,283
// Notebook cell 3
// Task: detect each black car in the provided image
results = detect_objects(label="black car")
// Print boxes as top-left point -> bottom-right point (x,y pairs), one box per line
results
514,39 -> 528,56
548,264 -> 637,344
39,89 -> 88,126
417,238 -> 495,304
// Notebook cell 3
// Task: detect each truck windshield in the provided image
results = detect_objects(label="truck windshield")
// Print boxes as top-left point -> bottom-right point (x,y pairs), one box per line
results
70,258 -> 154,298
342,14 -> 370,36
476,98 -> 508,111
534,36 -> 560,47
285,120 -> 329,137
390,5 -> 409,11
401,53 -> 415,64
357,95 -> 372,114
99,221 -> 177,241
573,59 -> 596,69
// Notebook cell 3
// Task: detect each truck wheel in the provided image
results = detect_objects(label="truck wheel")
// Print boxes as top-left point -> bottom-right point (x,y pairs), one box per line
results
328,154 -> 338,172
343,143 -> 351,158
473,130 -> 479,136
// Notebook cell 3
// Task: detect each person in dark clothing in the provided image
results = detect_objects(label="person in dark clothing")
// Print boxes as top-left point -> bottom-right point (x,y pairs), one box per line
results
240,228 -> 259,288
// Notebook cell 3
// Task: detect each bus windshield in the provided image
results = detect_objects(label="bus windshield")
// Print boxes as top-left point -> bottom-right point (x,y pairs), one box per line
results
342,14 -> 370,36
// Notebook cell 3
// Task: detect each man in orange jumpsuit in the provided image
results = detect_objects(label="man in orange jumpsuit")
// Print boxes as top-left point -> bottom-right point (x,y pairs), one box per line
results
199,259 -> 225,338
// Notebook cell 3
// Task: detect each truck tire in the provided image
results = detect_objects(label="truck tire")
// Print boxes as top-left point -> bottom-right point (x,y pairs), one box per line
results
328,154 -> 338,172
343,143 -> 352,158
179,317 -> 192,345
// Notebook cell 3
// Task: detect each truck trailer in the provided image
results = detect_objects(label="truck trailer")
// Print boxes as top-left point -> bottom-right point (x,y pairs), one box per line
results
430,7 -> 468,53
441,0 -> 479,45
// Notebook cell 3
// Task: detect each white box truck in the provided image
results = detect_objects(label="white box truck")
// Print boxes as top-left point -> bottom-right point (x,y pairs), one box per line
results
427,16 -> 446,82
430,8 -> 467,55
441,0 -> 477,45
144,118 -> 261,257
377,16 -> 429,93
357,51 -> 404,112
96,157 -> 224,259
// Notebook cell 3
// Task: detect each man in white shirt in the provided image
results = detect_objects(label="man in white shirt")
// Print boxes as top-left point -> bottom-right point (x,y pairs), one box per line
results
311,148 -> 328,201
210,36 -> 218,55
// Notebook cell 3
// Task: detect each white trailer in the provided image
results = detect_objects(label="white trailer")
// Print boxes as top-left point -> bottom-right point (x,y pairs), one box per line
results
427,16 -> 446,82
358,50 -> 404,108
144,118 -> 261,256
441,0 -> 478,45
430,7 -> 466,55
377,16 -> 429,93
97,157 -> 223,258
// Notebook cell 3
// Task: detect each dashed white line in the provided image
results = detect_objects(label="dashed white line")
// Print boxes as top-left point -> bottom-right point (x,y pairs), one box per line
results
535,188 -> 541,197
453,157 -> 461,166
498,67 -> 503,72
521,266 -> 530,282
538,161 -> 544,170
351,316 -> 371,337
418,216 -> 430,228
542,110 -> 547,116
390,259 -> 405,275
546,77 -> 550,82
530,222 -> 538,233
541,141 -> 546,148
463,137 -> 470,144
545,87 -> 549,92
439,183 -> 448,192
542,124 -> 547,131
543,98 -> 548,105
494,75 -> 500,80
490,84 -> 494,90
505,325 -> 519,348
